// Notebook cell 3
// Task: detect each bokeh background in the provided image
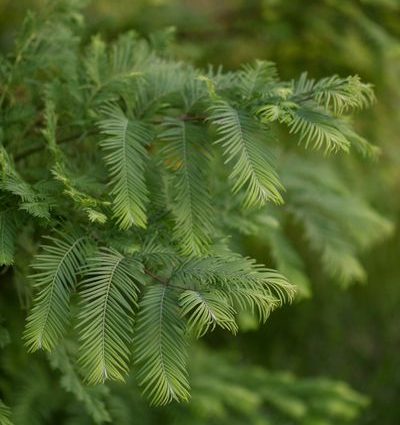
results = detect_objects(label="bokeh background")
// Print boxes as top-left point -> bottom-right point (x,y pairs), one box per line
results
1,1 -> 399,424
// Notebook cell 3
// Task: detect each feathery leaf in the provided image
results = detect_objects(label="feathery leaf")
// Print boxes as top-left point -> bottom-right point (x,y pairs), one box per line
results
134,285 -> 190,405
0,147 -> 51,219
78,248 -> 144,384
0,400 -> 13,425
172,255 -> 295,321
99,105 -> 153,229
209,101 -> 283,207
179,289 -> 237,337
289,107 -> 351,153
24,234 -> 88,352
161,119 -> 213,255
237,60 -> 278,99
0,211 -> 16,266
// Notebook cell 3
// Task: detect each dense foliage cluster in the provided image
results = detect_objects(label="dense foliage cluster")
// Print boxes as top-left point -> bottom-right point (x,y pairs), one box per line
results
0,1 -> 394,424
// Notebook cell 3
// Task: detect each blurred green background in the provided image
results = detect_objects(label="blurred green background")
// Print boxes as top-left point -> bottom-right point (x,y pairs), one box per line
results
1,1 -> 399,424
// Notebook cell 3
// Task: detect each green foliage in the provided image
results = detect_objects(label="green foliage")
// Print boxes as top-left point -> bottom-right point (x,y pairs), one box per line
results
160,119 -> 213,255
180,289 -> 237,337
181,347 -> 368,425
0,400 -> 13,425
0,210 -> 16,265
49,344 -> 111,424
0,338 -> 369,425
24,234 -> 89,352
237,60 -> 278,99
78,248 -> 143,384
210,101 -> 283,207
99,105 -> 152,229
281,156 -> 393,285
0,1 -> 394,422
134,285 -> 190,405
0,147 -> 51,220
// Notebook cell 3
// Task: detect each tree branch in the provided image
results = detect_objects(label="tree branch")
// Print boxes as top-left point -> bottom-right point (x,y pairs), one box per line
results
144,268 -> 188,291
14,130 -> 97,162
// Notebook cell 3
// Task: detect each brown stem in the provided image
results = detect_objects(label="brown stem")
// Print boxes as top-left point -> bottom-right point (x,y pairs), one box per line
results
144,268 -> 189,291
179,114 -> 207,122
144,268 -> 169,285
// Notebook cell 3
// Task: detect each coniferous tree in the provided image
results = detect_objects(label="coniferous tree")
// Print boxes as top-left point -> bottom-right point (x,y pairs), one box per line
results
0,1 -> 393,423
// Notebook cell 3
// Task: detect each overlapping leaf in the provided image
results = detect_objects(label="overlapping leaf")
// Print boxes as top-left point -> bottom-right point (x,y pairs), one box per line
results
24,234 -> 88,352
161,119 -> 213,255
209,101 -> 283,207
180,289 -> 237,337
99,105 -> 153,229
134,285 -> 190,405
78,248 -> 144,384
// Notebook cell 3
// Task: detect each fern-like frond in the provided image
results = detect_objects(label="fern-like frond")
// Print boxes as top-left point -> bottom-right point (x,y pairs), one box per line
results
258,100 -> 298,125
221,258 -> 291,322
0,147 -> 50,219
139,237 -> 180,268
43,98 -> 109,224
84,35 -> 108,95
52,164 -> 109,224
99,105 -> 153,229
134,59 -> 185,116
2,176 -> 51,219
288,107 -> 351,153
0,211 -> 16,266
134,285 -> 190,405
237,60 -> 278,99
78,248 -> 144,384
227,284 -> 279,323
0,400 -> 13,425
181,73 -> 208,113
161,119 -> 213,255
85,32 -> 144,106
209,101 -> 283,207
179,289 -> 237,337
293,73 -> 375,115
172,255 -> 295,321
24,234 -> 88,352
